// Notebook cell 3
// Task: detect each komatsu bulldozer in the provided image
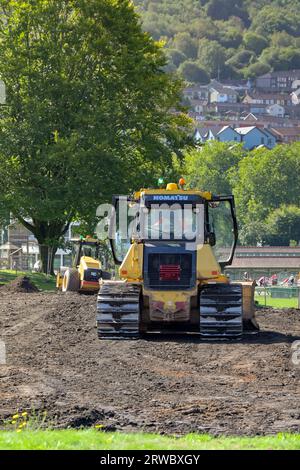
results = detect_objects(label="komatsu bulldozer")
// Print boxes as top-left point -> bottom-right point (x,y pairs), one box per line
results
57,236 -> 110,293
97,180 -> 259,339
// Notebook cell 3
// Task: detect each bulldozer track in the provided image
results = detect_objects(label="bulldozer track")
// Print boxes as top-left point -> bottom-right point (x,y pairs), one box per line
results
97,282 -> 141,339
200,284 -> 243,338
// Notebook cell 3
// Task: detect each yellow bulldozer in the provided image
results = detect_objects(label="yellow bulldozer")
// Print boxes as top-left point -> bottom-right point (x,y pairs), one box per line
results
97,180 -> 259,339
57,236 -> 110,293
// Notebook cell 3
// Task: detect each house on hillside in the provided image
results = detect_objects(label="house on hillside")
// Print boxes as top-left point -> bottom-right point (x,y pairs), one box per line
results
206,125 -> 277,149
194,126 -> 223,144
256,70 -> 300,92
266,103 -> 285,118
217,126 -> 242,144
291,88 -> 300,105
209,81 -> 238,104
234,126 -> 277,150
271,127 -> 300,144
189,99 -> 208,115
183,85 -> 210,102
243,91 -> 292,107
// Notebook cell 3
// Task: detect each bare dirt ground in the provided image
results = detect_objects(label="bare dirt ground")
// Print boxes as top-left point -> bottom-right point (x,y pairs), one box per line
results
0,291 -> 300,435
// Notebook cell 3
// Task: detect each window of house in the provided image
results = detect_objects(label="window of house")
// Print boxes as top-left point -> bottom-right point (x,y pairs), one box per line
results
261,137 -> 265,144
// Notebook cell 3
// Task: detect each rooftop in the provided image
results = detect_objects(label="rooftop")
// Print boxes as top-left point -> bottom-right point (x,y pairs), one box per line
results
258,70 -> 300,79
223,246 -> 300,269
234,126 -> 257,135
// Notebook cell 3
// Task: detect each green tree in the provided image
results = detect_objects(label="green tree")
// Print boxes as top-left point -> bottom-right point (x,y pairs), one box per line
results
252,5 -> 300,36
206,0 -> 248,22
198,40 -> 226,78
184,142 -> 244,195
167,49 -> 187,67
271,31 -> 295,48
243,32 -> 268,55
0,0 -> 191,273
244,62 -> 271,79
226,50 -> 256,70
266,205 -> 300,246
179,61 -> 210,84
233,144 -> 300,245
261,47 -> 300,71
173,32 -> 198,59
220,28 -> 243,49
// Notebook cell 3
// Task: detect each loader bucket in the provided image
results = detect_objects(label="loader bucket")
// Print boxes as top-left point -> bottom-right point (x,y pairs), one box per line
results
239,281 -> 259,332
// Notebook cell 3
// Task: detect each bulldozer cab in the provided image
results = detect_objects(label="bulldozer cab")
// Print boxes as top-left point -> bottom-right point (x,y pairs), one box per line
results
110,192 -> 238,271
97,182 -> 258,340
71,238 -> 100,268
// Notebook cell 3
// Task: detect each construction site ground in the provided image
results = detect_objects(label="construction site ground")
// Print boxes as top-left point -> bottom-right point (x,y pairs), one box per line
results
0,290 -> 300,436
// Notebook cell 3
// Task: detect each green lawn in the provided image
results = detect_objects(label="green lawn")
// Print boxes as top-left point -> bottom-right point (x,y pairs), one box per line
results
0,269 -> 56,291
255,295 -> 299,309
0,430 -> 300,450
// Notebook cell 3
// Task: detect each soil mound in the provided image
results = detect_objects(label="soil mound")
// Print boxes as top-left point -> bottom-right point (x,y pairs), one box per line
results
1,275 -> 39,293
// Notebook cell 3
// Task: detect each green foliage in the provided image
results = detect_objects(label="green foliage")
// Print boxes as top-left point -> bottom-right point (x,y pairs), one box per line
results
183,142 -> 300,247
266,205 -> 300,246
178,61 -> 210,84
172,32 -> 198,59
232,144 -> 300,246
206,0 -> 248,23
243,32 -> 268,55
198,40 -> 227,78
167,49 -> 187,67
184,142 -> 244,195
226,50 -> 256,70
243,62 -> 271,79
136,0 -> 300,80
0,0 -> 191,272
0,271 -> 56,291
260,47 -> 300,71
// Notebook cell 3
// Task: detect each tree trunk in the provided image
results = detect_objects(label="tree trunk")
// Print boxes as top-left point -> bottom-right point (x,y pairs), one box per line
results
17,217 -> 71,276
39,244 -> 57,275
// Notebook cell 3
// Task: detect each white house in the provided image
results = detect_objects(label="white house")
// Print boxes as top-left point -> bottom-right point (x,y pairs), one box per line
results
234,126 -> 276,150
266,103 -> 285,118
209,81 -> 238,104
291,88 -> 300,105
292,79 -> 300,90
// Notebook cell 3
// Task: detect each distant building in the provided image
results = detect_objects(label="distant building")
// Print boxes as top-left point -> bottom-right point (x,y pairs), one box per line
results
0,221 -> 76,271
217,126 -> 242,143
266,103 -> 285,118
271,127 -> 300,144
243,91 -> 292,107
182,85 -> 210,102
291,88 -> 300,105
224,246 -> 300,281
209,81 -> 238,104
256,70 -> 300,92
234,126 -> 277,149
195,124 -> 277,149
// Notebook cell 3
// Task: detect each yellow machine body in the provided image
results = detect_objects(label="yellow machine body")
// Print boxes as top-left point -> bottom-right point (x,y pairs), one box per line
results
57,237 -> 105,293
97,183 -> 259,339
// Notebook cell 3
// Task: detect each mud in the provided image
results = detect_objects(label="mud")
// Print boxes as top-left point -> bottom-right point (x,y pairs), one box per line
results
0,291 -> 300,435
0,276 -> 39,293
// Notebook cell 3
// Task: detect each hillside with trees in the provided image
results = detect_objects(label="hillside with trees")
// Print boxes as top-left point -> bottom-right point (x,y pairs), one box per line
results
135,0 -> 300,83
183,142 -> 300,246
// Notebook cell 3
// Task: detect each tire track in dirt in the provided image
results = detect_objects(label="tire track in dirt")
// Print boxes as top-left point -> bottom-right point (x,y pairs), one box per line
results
0,292 -> 300,435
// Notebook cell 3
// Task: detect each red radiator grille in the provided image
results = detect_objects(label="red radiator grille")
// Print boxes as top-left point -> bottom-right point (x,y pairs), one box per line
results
159,264 -> 181,281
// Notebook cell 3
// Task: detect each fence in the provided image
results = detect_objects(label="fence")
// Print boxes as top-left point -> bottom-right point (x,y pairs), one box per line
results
255,286 -> 300,308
